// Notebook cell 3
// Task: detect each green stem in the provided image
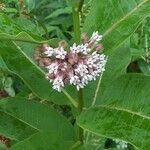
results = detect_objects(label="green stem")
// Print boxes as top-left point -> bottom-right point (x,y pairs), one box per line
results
78,0 -> 85,12
78,89 -> 84,143
72,4 -> 84,144
72,7 -> 81,44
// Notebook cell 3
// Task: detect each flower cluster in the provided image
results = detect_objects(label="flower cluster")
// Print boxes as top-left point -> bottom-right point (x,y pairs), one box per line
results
34,31 -> 107,92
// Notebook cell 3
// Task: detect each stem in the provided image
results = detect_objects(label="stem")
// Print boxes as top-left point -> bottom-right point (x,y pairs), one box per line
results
72,3 -> 84,144
78,0 -> 85,12
72,8 -> 81,44
78,89 -> 84,143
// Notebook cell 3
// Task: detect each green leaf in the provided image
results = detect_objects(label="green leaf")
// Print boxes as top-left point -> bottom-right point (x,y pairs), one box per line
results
0,13 -> 39,37
77,74 -> 150,150
96,74 -> 150,114
0,56 -> 7,70
100,43 -> 131,91
10,131 -> 74,150
0,14 -> 59,43
0,97 -> 76,141
83,43 -> 131,107
82,0 -> 150,107
83,0 -> 150,54
3,8 -> 18,13
0,111 -> 37,141
138,59 -> 150,75
25,0 -> 35,12
0,33 -> 77,105
0,40 -> 68,104
15,41 -> 78,106
83,133 -> 106,150
0,32 -> 59,44
45,7 -> 72,20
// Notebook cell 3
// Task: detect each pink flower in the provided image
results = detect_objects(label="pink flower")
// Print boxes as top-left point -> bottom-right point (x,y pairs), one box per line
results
36,31 -> 107,92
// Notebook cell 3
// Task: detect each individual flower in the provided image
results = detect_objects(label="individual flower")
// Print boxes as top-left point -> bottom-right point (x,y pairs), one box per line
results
35,31 -> 107,92
55,47 -> 67,59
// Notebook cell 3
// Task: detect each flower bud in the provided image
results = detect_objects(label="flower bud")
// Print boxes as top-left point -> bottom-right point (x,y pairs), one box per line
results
42,58 -> 51,66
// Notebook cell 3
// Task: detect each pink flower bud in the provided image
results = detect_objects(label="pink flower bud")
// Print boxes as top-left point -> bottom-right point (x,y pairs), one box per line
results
42,58 -> 51,66
67,53 -> 79,65
96,44 -> 103,52
59,40 -> 67,48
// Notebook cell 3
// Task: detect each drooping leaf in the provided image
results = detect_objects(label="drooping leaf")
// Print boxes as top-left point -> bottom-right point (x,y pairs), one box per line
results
0,97 -> 76,141
0,13 -> 40,38
0,32 -> 59,44
0,13 -> 60,44
77,74 -> 150,150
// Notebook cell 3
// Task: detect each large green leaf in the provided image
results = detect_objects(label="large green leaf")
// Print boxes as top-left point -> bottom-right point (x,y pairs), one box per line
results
0,40 -> 73,104
99,42 -> 131,93
82,0 -> 150,106
83,0 -> 150,54
77,74 -> 150,150
0,13 -> 77,105
0,111 -> 36,141
96,74 -> 150,115
83,43 -> 131,107
0,13 -> 42,38
10,131 -> 74,150
0,13 -> 60,44
0,97 -> 76,141
0,31 -> 60,46
25,0 -> 36,12
45,7 -> 72,20
0,56 -> 7,69
0,40 -> 53,102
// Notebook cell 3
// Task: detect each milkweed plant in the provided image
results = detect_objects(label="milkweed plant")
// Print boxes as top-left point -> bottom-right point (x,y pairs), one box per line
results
0,0 -> 149,149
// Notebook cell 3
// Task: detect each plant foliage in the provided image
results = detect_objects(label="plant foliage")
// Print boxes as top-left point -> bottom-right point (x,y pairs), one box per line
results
0,0 -> 149,149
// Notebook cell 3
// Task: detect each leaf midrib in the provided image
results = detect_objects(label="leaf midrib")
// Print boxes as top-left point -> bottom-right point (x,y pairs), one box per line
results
103,0 -> 148,37
96,105 -> 150,119
0,110 -> 39,131
77,122 -> 140,150
93,0 -> 148,102
5,42 -> 76,105
0,32 -> 45,44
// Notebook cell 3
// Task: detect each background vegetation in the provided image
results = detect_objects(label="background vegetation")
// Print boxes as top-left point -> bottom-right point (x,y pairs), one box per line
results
0,0 -> 149,150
